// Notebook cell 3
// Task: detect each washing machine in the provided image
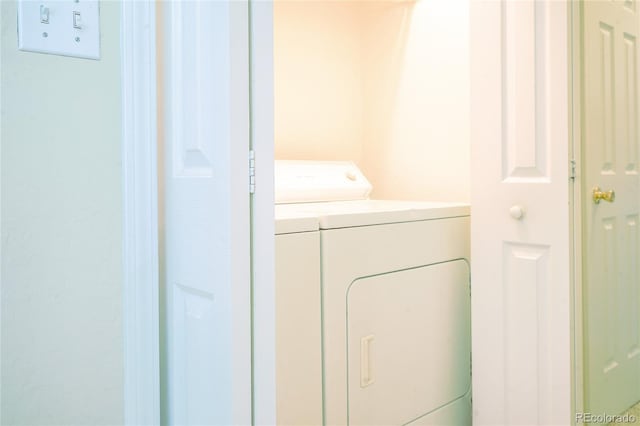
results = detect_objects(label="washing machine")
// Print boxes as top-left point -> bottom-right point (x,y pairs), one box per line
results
275,160 -> 471,426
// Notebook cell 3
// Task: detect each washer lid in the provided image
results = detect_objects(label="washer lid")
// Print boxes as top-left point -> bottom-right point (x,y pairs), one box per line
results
275,160 -> 372,204
288,200 -> 470,229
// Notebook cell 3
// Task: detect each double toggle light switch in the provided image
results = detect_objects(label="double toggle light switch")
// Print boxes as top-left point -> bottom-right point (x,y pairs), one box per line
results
18,0 -> 100,60
39,5 -> 81,28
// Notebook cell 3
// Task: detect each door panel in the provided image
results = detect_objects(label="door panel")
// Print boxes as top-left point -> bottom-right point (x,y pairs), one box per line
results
502,243 -> 552,423
159,1 -> 251,425
470,1 -> 571,424
583,0 -> 640,415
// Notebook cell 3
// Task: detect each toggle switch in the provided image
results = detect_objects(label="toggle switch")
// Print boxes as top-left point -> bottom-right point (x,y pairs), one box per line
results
73,11 -> 82,29
40,4 -> 50,23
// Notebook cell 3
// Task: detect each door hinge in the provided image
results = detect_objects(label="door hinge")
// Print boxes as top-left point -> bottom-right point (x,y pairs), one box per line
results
249,150 -> 256,194
570,159 -> 576,180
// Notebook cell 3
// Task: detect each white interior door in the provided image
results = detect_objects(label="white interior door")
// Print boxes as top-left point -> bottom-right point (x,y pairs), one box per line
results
159,2 -> 251,425
470,1 -> 572,424
582,0 -> 640,416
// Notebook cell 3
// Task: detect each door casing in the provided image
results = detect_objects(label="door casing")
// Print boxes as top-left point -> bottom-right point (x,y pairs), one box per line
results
121,2 -> 160,425
250,1 -> 277,424
570,0 -> 584,419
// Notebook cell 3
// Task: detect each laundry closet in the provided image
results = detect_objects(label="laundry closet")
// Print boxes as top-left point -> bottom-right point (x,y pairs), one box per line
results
272,1 -> 472,425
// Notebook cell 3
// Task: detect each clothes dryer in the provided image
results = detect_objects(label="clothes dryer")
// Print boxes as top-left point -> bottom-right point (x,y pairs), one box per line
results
275,161 -> 471,426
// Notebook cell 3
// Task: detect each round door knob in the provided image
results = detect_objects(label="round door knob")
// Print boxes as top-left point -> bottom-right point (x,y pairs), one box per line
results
510,205 -> 525,220
593,186 -> 615,204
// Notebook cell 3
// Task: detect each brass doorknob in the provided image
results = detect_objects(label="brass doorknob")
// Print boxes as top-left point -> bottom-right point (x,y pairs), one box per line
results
593,187 -> 615,204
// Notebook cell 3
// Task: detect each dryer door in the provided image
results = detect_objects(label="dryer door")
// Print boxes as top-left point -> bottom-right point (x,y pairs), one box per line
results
346,260 -> 471,426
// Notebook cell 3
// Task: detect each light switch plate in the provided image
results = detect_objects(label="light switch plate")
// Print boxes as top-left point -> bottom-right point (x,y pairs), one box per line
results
18,0 -> 100,60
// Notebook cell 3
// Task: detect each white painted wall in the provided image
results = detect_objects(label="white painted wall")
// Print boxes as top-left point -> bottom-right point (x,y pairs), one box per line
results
361,0 -> 470,202
1,1 -> 124,424
274,1 -> 365,164
274,0 -> 470,202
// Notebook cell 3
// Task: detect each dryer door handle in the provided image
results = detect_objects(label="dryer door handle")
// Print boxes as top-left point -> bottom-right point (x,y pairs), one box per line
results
360,335 -> 375,388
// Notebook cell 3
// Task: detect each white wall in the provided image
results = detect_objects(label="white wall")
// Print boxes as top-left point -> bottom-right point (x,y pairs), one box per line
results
1,2 -> 124,424
274,0 -> 470,202
274,1 -> 365,164
361,0 -> 470,202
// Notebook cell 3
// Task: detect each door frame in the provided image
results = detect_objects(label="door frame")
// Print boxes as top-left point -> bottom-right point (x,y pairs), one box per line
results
569,0 -> 584,419
121,1 -> 160,424
250,1 -> 277,425
0,2 -> 3,422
